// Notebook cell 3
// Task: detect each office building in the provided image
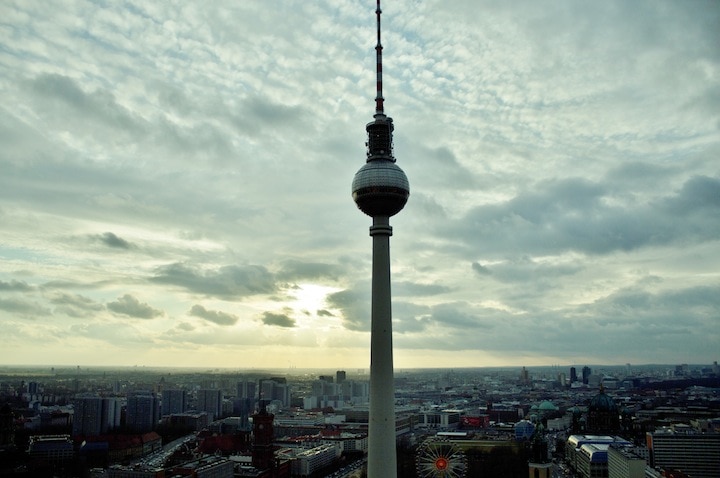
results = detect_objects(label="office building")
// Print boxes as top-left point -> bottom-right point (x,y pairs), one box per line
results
647,427 -> 720,478
161,389 -> 187,415
27,435 -> 74,466
197,389 -> 222,422
126,392 -> 160,433
237,380 -> 257,400
73,395 -> 120,436
72,395 -> 103,436
608,444 -> 646,478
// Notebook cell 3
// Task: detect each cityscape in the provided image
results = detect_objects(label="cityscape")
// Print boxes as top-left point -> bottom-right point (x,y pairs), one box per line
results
0,362 -> 718,477
2,0 -> 719,477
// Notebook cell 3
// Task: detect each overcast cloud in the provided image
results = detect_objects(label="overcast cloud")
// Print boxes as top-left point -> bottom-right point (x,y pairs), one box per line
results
0,0 -> 718,369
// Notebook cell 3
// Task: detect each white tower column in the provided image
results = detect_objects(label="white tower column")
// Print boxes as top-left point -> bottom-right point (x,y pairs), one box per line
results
368,215 -> 396,477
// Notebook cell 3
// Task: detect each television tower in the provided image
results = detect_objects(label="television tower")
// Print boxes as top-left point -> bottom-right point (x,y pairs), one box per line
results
351,1 -> 409,477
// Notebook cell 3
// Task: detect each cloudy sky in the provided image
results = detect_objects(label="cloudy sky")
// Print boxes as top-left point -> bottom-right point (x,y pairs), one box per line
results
1,0 -> 718,370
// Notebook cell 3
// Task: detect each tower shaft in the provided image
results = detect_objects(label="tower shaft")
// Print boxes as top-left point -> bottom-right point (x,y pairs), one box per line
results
368,215 -> 397,478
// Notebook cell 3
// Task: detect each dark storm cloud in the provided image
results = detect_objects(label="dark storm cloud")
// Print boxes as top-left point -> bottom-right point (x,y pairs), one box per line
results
227,95 -> 309,136
50,293 -> 104,318
326,286 -> 369,332
604,161 -> 675,187
393,301 -> 432,334
28,73 -> 142,134
408,193 -> 447,218
189,304 -> 238,326
261,311 -> 296,328
585,285 -> 720,320
151,263 -> 276,299
0,280 -> 34,292
409,145 -> 479,190
0,298 -> 51,317
483,257 -> 584,284
661,175 -> 720,215
394,281 -> 452,297
107,294 -> 163,319
95,232 -> 133,249
446,175 -> 720,257
471,262 -> 491,276
276,260 -> 345,282
430,302 -> 498,330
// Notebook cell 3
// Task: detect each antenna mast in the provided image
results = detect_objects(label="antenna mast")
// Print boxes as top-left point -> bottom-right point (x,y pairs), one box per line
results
375,0 -> 384,116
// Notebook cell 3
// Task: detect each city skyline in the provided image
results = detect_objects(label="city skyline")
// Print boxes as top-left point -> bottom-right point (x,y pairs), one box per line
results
1,0 -> 719,369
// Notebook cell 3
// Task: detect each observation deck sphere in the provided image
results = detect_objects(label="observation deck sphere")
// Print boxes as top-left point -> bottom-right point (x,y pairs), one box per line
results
352,159 -> 409,217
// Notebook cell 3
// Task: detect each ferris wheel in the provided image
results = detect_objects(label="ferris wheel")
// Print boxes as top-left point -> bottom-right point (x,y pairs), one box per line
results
416,437 -> 467,478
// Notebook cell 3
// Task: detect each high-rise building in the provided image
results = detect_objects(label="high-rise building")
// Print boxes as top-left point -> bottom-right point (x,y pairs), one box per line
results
570,367 -> 578,383
72,395 -> 120,436
350,2 -> 409,476
162,389 -> 187,415
197,389 -> 222,422
582,366 -> 592,384
237,380 -> 256,400
72,395 -> 103,436
520,367 -> 530,383
336,371 -> 346,384
258,379 -> 290,407
126,392 -> 160,433
608,444 -> 645,478
104,397 -> 121,432
647,427 -> 720,478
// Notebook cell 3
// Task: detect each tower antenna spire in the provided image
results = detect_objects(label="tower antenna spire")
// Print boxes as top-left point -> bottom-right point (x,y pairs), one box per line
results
375,0 -> 384,116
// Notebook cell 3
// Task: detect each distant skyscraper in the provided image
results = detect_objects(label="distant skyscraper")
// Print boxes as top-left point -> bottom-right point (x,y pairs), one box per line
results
237,380 -> 256,400
103,397 -> 121,432
520,367 -> 530,383
582,366 -> 592,385
126,392 -> 160,432
72,395 -> 103,436
197,389 -> 222,422
161,389 -> 187,415
570,367 -> 577,383
73,395 -> 120,436
351,2 -> 409,477
336,370 -> 346,384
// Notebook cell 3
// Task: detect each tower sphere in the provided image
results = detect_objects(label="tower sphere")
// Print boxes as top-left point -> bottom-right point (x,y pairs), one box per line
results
352,159 -> 409,217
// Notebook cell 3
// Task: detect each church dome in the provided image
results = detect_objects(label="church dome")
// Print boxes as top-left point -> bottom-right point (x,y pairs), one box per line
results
589,389 -> 618,412
538,401 -> 558,412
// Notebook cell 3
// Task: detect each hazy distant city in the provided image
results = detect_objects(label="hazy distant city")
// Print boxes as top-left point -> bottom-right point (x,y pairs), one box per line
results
1,362 -> 718,477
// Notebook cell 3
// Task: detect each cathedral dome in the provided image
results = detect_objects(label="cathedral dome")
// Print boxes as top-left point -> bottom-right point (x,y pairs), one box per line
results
589,389 -> 618,412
